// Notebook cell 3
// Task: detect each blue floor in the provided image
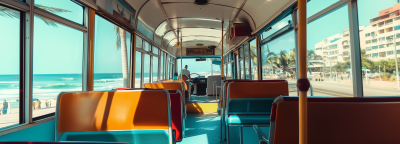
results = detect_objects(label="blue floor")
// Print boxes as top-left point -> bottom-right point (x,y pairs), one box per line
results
178,113 -> 226,144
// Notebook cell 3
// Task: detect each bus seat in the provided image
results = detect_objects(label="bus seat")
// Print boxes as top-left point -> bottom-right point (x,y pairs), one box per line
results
254,96 -> 400,144
55,90 -> 174,144
112,88 -> 184,141
0,142 -> 129,144
206,75 -> 221,96
224,81 -> 288,143
143,83 -> 186,140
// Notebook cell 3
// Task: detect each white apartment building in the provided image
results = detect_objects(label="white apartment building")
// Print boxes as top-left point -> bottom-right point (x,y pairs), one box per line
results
362,3 -> 400,61
314,34 -> 345,68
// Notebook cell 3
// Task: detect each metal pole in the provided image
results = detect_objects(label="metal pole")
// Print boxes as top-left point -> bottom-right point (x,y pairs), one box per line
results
180,31 -> 183,80
394,34 -> 399,89
221,21 -> 224,79
298,0 -> 308,143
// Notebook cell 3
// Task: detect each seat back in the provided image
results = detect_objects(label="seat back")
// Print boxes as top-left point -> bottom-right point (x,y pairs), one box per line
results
225,82 -> 288,115
144,83 -> 185,106
270,96 -> 400,144
163,80 -> 186,90
206,75 -> 221,96
220,80 -> 287,111
55,90 -> 173,144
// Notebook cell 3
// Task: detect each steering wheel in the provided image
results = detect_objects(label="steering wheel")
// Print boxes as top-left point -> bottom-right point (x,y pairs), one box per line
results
190,73 -> 201,83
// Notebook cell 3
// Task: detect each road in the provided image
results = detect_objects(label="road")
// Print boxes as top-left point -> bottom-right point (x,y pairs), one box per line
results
283,79 -> 400,97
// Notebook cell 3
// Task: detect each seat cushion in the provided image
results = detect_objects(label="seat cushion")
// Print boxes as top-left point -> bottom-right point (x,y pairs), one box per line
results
227,115 -> 270,125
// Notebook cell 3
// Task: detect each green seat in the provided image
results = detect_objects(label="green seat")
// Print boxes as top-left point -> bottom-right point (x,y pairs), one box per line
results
228,115 -> 270,125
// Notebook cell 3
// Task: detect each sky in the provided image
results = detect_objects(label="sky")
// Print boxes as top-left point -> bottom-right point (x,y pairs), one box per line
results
1,0 -> 399,75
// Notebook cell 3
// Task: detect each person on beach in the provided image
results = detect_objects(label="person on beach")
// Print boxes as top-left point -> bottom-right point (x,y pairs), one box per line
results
1,99 -> 8,115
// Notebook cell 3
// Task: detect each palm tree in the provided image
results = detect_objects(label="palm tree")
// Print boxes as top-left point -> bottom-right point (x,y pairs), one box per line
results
0,4 -> 71,27
306,50 -> 323,73
114,26 -> 130,88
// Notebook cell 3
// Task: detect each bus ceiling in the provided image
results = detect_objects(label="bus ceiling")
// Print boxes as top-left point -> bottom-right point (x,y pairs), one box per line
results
82,0 -> 298,55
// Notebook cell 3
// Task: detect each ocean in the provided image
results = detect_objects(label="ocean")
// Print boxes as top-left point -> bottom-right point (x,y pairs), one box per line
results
0,73 -> 149,109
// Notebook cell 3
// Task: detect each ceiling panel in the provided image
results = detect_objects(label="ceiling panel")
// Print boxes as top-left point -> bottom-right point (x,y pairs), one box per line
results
179,28 -> 224,38
160,0 -> 245,8
163,3 -> 238,23
168,18 -> 229,30
242,0 -> 295,30
137,0 -> 166,32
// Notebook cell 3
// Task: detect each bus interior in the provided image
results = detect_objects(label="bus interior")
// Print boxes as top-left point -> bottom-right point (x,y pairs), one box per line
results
1,0 -> 400,144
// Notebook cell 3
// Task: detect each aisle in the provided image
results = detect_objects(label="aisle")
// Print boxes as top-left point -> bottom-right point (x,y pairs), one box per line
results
178,113 -> 226,144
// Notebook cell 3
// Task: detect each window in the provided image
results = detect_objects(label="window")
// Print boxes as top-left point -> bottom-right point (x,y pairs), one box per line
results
33,15 -> 84,118
239,47 -> 243,58
250,39 -> 258,80
372,53 -> 379,57
365,33 -> 371,37
379,52 -> 386,57
379,37 -> 385,41
153,47 -> 159,55
372,46 -> 378,49
366,40 -> 371,44
387,51 -> 394,55
136,36 -> 143,49
387,43 -> 394,47
379,44 -> 385,48
328,44 -> 338,49
144,54 -> 150,83
395,25 -> 400,30
0,5 -> 20,128
153,56 -> 158,82
160,52 -> 164,80
35,0 -> 83,24
94,15 -> 131,90
371,39 -> 377,43
135,51 -> 142,87
240,60 -> 244,79
244,43 -> 250,79
307,0 -> 340,18
371,32 -> 375,36
144,41 -> 151,51
262,31 -> 296,85
343,51 -> 349,56
397,50 -> 400,54
307,3 -> 352,96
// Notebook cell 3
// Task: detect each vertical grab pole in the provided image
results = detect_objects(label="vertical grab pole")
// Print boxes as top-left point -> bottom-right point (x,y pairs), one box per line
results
297,0 -> 309,144
180,31 -> 183,80
221,21 -> 224,79
88,8 -> 95,91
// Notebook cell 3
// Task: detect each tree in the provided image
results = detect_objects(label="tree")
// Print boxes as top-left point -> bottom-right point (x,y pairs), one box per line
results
114,26 -> 130,88
0,4 -> 71,27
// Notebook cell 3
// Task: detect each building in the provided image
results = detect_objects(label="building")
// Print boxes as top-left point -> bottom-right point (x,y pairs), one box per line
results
362,3 -> 400,61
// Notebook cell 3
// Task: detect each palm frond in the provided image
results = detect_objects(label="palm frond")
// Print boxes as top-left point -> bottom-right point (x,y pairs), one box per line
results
1,5 -> 71,27
35,4 -> 71,13
0,6 -> 20,19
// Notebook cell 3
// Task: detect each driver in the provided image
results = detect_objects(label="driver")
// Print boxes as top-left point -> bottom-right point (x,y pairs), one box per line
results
179,65 -> 191,79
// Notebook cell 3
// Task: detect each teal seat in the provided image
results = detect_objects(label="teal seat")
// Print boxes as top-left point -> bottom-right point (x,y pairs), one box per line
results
228,115 -> 270,125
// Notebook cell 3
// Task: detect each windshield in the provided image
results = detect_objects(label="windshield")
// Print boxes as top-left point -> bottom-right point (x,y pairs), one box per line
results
177,58 -> 221,78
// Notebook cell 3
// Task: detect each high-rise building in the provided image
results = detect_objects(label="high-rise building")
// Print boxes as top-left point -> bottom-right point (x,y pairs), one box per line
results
362,3 -> 400,61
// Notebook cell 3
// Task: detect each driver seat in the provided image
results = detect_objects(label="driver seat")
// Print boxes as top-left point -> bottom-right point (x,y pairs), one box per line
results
181,75 -> 190,98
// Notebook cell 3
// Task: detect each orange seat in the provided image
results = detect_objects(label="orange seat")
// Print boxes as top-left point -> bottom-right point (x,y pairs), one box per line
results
254,96 -> 400,144
55,90 -> 174,143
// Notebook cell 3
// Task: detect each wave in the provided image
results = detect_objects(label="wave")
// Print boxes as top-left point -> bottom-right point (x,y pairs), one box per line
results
35,83 -> 81,89
94,78 -> 123,83
59,78 -> 74,81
